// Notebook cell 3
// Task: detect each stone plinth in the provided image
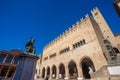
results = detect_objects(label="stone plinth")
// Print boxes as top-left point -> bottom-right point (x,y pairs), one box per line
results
13,53 -> 39,80
117,54 -> 120,63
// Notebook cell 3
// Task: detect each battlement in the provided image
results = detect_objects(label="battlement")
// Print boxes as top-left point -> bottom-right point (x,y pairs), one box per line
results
44,14 -> 90,50
91,7 -> 99,16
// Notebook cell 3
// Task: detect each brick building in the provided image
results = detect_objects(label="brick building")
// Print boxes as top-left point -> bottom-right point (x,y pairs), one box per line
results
0,50 -> 22,80
35,7 -> 120,79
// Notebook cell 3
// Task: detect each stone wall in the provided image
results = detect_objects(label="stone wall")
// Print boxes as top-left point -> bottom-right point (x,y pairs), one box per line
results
35,7 -> 120,79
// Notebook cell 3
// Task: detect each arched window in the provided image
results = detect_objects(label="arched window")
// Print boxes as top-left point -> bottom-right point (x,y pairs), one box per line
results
14,58 -> 18,64
6,56 -> 13,64
103,39 -> 111,44
73,39 -> 86,49
83,39 -> 86,44
0,55 -> 5,63
113,47 -> 120,53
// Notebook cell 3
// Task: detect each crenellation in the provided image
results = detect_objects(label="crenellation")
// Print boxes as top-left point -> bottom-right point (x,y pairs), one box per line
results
65,29 -> 68,34
68,26 -> 72,34
53,39 -> 55,44
91,7 -> 99,16
76,21 -> 79,25
92,7 -> 98,12
62,32 -> 65,36
56,37 -> 59,42
72,24 -> 76,28
44,17 -> 85,50
85,14 -> 89,18
95,7 -> 98,10
44,15 -> 92,51
54,38 -> 57,43
60,34 -> 64,40
91,9 -> 94,14
36,7 -> 120,80
80,17 -> 84,22
56,36 -> 59,41
63,32 -> 68,38
59,34 -> 62,39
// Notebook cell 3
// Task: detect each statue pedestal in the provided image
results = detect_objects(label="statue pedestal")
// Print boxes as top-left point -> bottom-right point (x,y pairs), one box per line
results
13,53 -> 39,80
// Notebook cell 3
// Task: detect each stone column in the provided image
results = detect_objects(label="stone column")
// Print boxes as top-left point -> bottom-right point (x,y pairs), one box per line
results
117,54 -> 120,63
56,66 -> 59,79
40,69 -> 42,78
45,68 -> 47,78
77,66 -> 83,80
65,65 -> 69,79
49,67 -> 52,79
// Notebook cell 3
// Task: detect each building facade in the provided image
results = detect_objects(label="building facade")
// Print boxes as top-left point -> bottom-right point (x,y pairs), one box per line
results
35,7 -> 120,79
0,50 -> 22,80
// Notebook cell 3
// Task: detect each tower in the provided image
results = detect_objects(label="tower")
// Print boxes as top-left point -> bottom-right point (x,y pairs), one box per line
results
91,7 -> 117,47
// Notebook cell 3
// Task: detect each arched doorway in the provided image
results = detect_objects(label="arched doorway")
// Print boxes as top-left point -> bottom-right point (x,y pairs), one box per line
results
52,65 -> 56,79
47,67 -> 50,76
42,67 -> 45,78
81,58 -> 95,79
68,61 -> 78,79
59,63 -> 65,79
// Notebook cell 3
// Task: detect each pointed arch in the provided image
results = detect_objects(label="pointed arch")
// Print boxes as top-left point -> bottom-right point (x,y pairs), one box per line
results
59,63 -> 65,79
47,66 -> 50,76
68,60 -> 78,79
52,65 -> 57,79
42,67 -> 45,78
80,56 -> 96,79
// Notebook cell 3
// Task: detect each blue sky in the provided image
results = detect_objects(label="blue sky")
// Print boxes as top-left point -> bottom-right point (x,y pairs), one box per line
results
0,0 -> 120,55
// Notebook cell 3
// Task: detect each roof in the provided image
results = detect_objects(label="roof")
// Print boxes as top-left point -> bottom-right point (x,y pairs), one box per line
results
0,49 -> 23,56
